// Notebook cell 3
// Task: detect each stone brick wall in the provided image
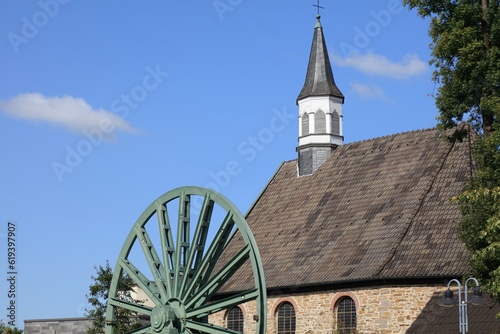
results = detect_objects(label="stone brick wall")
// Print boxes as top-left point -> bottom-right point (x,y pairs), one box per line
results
24,317 -> 92,334
209,284 -> 445,334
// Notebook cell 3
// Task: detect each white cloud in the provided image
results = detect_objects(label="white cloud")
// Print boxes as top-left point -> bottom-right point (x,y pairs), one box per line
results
350,83 -> 393,104
0,93 -> 137,138
331,52 -> 428,79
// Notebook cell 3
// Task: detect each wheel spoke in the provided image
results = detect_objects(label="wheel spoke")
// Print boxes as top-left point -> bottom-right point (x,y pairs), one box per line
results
108,297 -> 153,315
185,320 -> 242,334
134,225 -> 169,303
181,212 -> 235,303
191,194 -> 214,270
179,192 -> 214,296
185,245 -> 250,310
119,258 -> 161,305
174,191 -> 190,296
156,202 -> 175,298
187,289 -> 258,319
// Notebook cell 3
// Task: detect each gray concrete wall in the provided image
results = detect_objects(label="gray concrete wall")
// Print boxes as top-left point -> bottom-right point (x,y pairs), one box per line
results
24,318 -> 92,334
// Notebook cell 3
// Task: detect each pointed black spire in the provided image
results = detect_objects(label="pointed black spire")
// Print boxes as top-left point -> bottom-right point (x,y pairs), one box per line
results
297,15 -> 344,103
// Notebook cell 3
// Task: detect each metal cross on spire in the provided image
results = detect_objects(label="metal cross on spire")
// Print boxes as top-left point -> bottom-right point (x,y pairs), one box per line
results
313,0 -> 324,16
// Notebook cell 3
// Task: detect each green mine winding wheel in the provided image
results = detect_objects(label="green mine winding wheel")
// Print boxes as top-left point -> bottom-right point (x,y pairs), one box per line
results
105,186 -> 266,334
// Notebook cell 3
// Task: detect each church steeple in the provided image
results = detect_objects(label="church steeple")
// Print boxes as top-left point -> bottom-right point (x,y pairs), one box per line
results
297,15 -> 344,102
297,14 -> 344,176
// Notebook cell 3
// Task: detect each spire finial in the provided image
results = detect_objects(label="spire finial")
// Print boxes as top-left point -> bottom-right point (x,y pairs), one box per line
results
313,0 -> 324,16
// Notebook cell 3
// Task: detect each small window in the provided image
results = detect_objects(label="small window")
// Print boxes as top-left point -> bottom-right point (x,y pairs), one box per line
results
301,113 -> 310,136
276,302 -> 296,334
335,297 -> 357,333
315,109 -> 326,133
331,111 -> 340,135
226,307 -> 244,333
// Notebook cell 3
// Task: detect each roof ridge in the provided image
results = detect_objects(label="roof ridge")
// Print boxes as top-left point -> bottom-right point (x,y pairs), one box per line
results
344,126 -> 440,146
283,127 -> 444,166
282,158 -> 298,165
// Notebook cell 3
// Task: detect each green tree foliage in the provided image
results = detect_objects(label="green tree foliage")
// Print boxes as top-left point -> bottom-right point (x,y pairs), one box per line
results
454,132 -> 500,302
86,261 -> 143,334
0,322 -> 22,334
403,0 -> 500,305
403,0 -> 500,136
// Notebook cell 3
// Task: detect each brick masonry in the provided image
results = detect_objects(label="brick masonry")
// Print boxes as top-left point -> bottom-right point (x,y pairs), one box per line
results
210,284 -> 445,334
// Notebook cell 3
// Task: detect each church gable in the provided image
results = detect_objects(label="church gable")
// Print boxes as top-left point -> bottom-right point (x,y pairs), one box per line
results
220,127 -> 474,292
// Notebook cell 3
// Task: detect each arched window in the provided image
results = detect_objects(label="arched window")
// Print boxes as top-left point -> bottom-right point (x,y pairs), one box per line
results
331,110 -> 340,136
226,307 -> 244,333
301,113 -> 309,136
335,297 -> 357,333
276,302 -> 296,334
315,109 -> 326,133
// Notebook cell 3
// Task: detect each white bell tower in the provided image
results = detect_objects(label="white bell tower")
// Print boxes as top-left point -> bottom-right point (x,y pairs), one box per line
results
297,15 -> 344,176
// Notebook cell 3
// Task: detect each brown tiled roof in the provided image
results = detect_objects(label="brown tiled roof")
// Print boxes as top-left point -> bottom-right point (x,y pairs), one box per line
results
220,127 -> 475,292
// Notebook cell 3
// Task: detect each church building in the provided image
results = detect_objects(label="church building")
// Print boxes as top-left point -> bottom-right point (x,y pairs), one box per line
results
209,13 -> 500,334
24,11 -> 500,334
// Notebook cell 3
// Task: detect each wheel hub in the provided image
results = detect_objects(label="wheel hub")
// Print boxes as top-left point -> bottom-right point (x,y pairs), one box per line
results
151,299 -> 186,334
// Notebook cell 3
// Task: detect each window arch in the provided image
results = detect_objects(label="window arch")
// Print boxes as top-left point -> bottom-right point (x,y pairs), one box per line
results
315,109 -> 326,133
276,302 -> 296,334
331,110 -> 340,136
335,297 -> 357,333
301,113 -> 309,136
225,307 -> 244,333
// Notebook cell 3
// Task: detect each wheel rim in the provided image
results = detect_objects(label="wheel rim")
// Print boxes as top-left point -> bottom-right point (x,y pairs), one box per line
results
105,186 -> 266,334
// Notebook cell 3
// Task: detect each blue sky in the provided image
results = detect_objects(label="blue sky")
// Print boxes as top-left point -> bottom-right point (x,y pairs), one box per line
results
0,0 -> 437,326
